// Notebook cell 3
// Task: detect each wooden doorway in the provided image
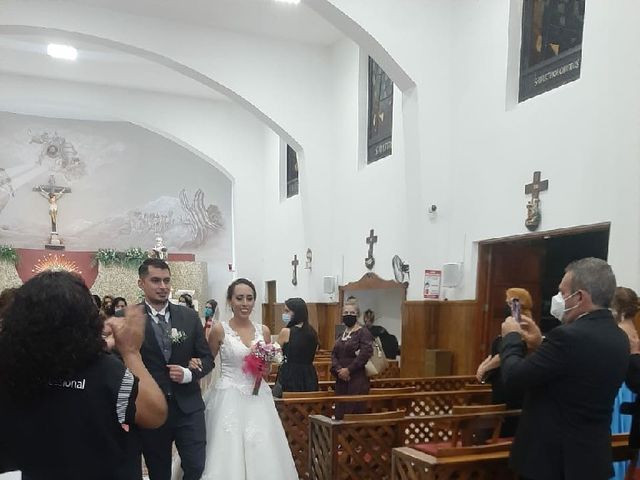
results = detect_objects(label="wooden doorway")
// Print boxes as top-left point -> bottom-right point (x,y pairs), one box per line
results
263,280 -> 277,333
476,223 -> 610,358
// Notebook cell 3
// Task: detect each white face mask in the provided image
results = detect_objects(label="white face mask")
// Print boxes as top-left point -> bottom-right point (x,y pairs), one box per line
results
179,301 -> 187,307
550,291 -> 579,322
282,313 -> 291,325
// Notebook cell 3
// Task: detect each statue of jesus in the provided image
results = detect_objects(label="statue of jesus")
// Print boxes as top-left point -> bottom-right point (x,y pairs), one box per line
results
37,186 -> 66,232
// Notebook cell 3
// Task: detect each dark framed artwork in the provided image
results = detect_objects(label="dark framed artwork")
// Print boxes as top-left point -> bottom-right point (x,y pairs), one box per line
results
367,57 -> 393,164
519,0 -> 586,102
286,144 -> 298,198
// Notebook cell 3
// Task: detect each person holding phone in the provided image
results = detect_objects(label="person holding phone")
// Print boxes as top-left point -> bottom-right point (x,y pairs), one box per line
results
475,287 -> 531,436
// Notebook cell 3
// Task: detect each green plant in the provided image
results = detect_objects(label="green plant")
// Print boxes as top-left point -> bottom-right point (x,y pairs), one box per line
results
0,245 -> 18,264
94,247 -> 148,268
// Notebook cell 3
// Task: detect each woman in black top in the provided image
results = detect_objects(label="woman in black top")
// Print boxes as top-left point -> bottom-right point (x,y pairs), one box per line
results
0,271 -> 167,480
275,297 -> 319,395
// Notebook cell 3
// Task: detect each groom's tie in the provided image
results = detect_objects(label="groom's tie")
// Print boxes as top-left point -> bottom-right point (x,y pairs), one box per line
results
156,313 -> 172,362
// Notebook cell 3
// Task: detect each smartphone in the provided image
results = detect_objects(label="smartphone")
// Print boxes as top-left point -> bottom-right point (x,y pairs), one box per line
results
512,298 -> 521,323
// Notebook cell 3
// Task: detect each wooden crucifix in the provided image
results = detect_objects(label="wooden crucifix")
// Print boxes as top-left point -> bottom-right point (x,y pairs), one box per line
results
33,175 -> 71,249
291,254 -> 299,286
365,229 -> 378,270
33,175 -> 71,232
524,171 -> 548,231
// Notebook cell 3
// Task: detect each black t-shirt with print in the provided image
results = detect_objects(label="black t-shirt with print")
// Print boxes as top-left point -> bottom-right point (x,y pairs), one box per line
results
0,352 -> 139,480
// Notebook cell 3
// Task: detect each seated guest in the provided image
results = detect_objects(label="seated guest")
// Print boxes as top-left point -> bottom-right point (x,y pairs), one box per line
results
0,271 -> 167,479
178,293 -> 195,310
104,296 -> 128,317
331,298 -> 373,420
275,297 -> 319,396
363,309 -> 400,359
102,295 -> 114,314
204,299 -> 218,332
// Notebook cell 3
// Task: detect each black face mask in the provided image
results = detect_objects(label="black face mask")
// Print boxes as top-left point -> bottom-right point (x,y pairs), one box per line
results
503,303 -> 513,318
343,314 -> 357,328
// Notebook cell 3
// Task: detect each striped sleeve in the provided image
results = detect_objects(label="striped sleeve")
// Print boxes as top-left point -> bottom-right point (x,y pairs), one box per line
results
116,369 -> 136,425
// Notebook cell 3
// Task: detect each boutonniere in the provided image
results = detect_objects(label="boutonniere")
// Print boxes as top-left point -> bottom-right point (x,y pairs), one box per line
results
170,328 -> 187,344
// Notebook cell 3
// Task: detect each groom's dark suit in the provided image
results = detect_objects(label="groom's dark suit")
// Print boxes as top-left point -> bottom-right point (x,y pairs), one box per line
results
138,301 -> 214,480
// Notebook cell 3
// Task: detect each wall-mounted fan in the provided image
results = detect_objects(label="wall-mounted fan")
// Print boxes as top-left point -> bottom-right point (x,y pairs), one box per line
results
392,255 -> 410,283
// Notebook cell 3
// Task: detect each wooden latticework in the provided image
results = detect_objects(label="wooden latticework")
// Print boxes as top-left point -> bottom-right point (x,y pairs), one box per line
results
391,446 -> 516,480
309,413 -> 506,480
390,433 -> 635,480
309,376 -> 478,392
280,389 -> 490,478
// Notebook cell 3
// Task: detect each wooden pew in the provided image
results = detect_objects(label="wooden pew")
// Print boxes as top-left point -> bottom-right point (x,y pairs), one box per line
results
391,433 -> 633,480
270,359 -> 402,382
308,408 -> 517,480
270,375 -> 479,393
277,388 -> 491,478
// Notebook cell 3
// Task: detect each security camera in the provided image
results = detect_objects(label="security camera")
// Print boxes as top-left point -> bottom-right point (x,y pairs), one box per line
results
428,204 -> 437,214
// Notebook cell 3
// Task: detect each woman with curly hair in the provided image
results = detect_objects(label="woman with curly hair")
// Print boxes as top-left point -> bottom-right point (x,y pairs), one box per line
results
0,271 -> 167,479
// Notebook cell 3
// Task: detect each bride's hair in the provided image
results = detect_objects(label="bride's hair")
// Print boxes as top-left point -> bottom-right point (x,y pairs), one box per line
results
226,278 -> 257,302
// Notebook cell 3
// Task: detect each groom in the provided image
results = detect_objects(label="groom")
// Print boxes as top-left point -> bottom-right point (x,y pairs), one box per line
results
136,258 -> 214,480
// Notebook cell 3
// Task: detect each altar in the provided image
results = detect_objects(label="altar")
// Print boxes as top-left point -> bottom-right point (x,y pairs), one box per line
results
0,248 -> 208,308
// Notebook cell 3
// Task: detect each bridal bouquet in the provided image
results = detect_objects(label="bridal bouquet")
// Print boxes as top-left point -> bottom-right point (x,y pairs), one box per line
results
242,341 -> 283,395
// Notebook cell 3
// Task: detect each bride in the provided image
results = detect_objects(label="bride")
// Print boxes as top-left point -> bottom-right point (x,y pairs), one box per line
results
201,278 -> 298,479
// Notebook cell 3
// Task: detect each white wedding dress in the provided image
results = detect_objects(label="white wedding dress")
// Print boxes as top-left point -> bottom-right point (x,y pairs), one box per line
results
201,322 -> 298,480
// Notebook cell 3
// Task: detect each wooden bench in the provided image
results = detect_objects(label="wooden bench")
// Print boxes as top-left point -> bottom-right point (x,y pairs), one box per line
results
270,359 -> 402,382
391,433 -> 634,480
308,408 -> 518,480
277,388 -> 491,478
269,375 -> 479,393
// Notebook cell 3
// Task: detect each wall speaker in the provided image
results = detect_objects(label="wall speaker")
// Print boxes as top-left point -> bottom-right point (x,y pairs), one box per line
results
441,263 -> 462,288
323,276 -> 336,294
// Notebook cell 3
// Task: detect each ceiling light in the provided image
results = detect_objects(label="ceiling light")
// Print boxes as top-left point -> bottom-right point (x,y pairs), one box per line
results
47,44 -> 78,61
275,0 -> 301,4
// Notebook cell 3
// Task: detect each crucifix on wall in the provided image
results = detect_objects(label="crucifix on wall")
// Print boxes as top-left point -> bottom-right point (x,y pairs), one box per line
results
33,174 -> 71,250
524,171 -> 549,231
365,229 -> 378,270
291,254 -> 299,286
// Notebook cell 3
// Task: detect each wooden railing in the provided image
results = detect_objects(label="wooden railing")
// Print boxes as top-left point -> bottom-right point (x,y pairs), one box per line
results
309,409 -> 519,480
391,434 -> 633,480
276,388 -> 491,478
270,359 -> 401,382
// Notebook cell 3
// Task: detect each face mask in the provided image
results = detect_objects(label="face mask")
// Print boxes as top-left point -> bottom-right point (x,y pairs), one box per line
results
179,301 -> 187,307
204,307 -> 213,318
343,314 -> 357,328
114,307 -> 124,313
282,313 -> 292,325
550,291 -> 579,322
503,303 -> 513,318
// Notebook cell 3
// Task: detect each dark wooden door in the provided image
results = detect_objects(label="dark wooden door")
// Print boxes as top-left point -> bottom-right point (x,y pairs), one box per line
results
478,242 -> 544,357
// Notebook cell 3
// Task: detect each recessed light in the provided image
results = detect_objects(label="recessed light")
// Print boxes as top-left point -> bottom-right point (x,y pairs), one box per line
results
275,0 -> 300,4
47,44 -> 78,61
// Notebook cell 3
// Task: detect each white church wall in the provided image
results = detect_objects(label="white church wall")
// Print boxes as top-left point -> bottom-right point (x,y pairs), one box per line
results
0,73 -> 271,314
327,0 -> 640,300
4,0 -> 638,308
446,0 -> 640,298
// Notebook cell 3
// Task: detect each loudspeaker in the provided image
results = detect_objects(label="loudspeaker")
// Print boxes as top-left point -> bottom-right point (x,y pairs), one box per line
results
441,263 -> 462,287
323,276 -> 336,294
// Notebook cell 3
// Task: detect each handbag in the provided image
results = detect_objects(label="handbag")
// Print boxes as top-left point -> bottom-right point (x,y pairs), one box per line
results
364,337 -> 389,377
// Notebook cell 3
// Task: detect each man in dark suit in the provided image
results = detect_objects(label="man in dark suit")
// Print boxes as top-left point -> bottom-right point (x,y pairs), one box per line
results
137,258 -> 214,480
500,257 -> 629,480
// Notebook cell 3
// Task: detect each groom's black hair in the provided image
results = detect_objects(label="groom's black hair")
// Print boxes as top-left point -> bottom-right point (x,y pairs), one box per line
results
138,258 -> 171,278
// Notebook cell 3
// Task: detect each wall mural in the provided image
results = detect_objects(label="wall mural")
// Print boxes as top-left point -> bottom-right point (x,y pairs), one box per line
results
0,112 -> 232,269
